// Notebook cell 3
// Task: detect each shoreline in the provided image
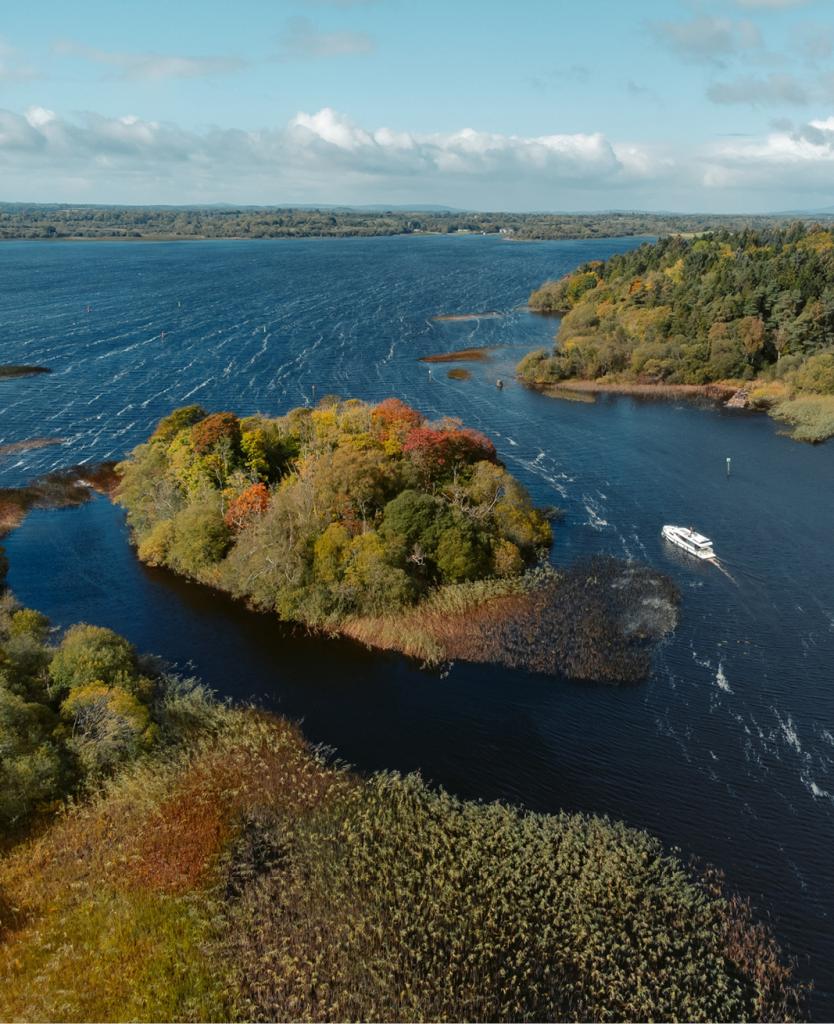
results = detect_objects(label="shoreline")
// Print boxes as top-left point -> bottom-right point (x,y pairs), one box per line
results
528,378 -> 740,403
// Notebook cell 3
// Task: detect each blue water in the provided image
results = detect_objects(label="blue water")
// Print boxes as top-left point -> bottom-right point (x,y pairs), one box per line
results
2,236 -> 833,1016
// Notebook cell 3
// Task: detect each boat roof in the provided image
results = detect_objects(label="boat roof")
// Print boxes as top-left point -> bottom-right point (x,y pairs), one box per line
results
665,525 -> 713,546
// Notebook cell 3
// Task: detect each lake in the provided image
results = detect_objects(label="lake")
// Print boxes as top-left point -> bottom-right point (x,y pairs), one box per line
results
2,235 -> 833,1016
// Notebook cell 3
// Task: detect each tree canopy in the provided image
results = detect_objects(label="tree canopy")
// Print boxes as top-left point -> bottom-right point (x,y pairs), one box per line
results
116,398 -> 551,627
518,224 -> 834,441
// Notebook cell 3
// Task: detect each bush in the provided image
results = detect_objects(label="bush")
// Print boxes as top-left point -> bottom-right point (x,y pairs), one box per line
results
435,523 -> 489,582
49,624 -> 142,696
61,684 -> 157,775
0,688 -> 66,828
792,350 -> 834,394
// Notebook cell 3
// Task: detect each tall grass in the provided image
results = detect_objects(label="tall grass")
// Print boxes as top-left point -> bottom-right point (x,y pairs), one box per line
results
773,394 -> 834,442
0,703 -> 803,1023
224,772 -> 802,1023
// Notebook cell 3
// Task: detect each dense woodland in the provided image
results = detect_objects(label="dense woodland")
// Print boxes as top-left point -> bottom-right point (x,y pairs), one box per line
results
0,203 -> 812,241
0,575 -> 804,1020
116,398 -> 551,629
518,223 -> 834,441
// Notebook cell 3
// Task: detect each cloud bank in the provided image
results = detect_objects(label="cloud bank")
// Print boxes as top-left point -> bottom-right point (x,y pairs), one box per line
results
2,104 -> 834,210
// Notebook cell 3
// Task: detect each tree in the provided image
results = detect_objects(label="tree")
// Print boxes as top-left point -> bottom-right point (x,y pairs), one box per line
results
225,483 -> 270,532
49,625 -> 144,696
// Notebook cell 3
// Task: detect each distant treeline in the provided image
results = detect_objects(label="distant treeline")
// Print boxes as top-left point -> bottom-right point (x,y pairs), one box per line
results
0,203 -> 819,241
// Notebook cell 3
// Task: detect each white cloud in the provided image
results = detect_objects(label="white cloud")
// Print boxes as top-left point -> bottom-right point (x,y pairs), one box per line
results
277,17 -> 375,59
702,118 -> 834,191
4,102 -> 834,209
52,39 -> 247,80
0,105 -> 666,205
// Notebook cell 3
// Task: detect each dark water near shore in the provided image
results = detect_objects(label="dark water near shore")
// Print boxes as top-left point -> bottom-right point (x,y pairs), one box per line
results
2,236 -> 833,1016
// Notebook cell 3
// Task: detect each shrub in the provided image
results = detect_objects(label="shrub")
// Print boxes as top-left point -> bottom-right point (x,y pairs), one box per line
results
0,688 -> 65,829
137,518 -> 175,565
49,624 -> 141,696
435,523 -> 490,582
792,350 -> 834,394
61,684 -> 158,775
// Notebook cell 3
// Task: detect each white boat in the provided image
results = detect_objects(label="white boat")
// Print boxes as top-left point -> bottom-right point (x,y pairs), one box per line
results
662,524 -> 715,560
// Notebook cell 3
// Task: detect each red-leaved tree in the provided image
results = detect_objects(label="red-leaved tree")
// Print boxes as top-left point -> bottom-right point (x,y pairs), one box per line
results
403,426 -> 497,483
224,482 -> 270,531
371,398 -> 424,439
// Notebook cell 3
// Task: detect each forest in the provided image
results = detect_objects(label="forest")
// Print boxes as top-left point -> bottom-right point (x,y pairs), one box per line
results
116,398 -> 551,628
0,579 -> 804,1021
0,203 -> 811,241
517,223 -> 834,441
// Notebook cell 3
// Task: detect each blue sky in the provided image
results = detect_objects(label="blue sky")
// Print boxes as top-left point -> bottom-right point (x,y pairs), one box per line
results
2,0 -> 834,211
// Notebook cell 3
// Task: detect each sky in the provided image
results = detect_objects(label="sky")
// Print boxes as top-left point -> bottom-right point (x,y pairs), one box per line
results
2,0 -> 834,212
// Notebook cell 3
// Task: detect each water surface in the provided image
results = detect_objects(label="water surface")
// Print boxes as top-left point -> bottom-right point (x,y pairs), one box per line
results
1,236 -> 832,1015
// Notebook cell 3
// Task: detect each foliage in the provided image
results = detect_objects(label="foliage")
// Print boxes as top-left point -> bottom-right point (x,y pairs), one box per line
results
519,224 -> 834,439
0,604 -> 170,832
116,398 -> 550,629
0,690 -> 804,1023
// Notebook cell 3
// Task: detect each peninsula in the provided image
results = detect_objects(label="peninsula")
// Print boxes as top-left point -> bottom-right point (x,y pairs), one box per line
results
0,588 -> 802,1021
517,224 -> 834,442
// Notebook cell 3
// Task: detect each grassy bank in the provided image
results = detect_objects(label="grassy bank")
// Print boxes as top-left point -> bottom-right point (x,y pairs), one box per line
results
0,602 -> 804,1021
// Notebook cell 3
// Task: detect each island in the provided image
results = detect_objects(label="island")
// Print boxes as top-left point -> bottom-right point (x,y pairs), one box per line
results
0,585 -> 803,1021
517,224 -> 834,442
115,398 -> 677,681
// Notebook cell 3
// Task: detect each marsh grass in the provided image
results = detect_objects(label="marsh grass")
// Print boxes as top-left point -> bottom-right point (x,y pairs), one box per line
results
773,394 -> 834,442
224,772 -> 804,1023
0,699 -> 803,1022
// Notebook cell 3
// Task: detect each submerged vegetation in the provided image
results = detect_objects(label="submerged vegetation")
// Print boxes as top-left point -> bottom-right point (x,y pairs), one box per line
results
518,224 -> 834,441
0,595 -> 805,1022
0,365 -> 51,379
0,462 -> 118,536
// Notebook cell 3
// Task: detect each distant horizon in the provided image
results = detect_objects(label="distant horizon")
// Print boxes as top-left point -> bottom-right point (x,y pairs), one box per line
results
3,199 -> 834,218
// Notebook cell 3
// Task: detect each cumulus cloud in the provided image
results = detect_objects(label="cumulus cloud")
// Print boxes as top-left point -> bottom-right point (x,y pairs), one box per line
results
277,17 -> 375,59
0,104 -> 668,206
5,102 -> 834,209
52,39 -> 246,80
707,72 -> 809,106
702,116 -> 834,192
650,15 -> 761,66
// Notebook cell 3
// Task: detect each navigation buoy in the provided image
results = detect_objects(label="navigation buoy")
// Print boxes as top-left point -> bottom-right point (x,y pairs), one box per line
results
726,456 -> 731,476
